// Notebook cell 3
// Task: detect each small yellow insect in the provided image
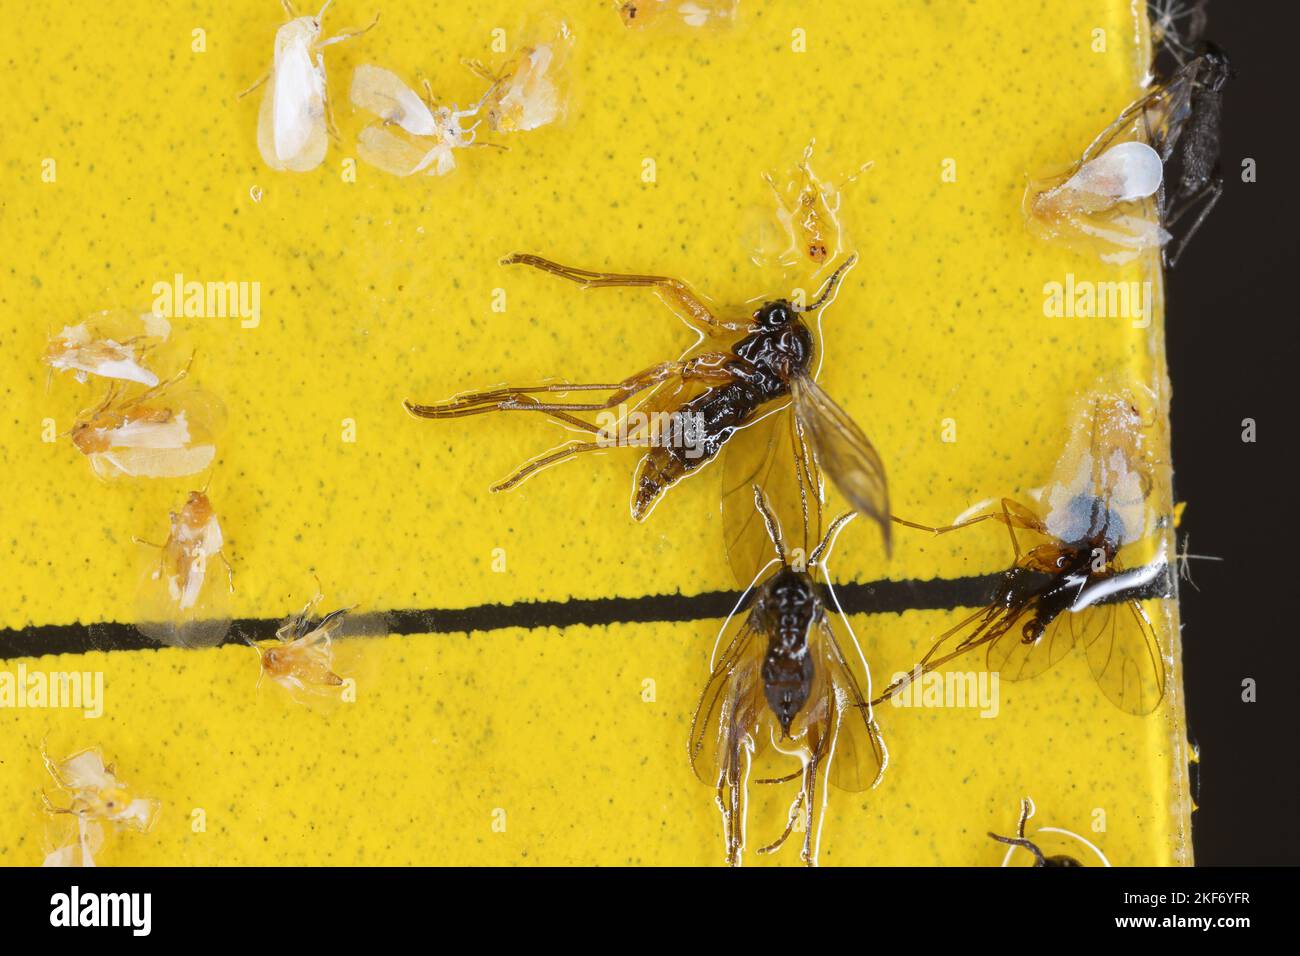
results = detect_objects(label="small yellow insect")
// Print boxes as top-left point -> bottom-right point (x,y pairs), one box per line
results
42,745 -> 160,833
464,20 -> 575,134
250,590 -> 352,702
759,140 -> 872,274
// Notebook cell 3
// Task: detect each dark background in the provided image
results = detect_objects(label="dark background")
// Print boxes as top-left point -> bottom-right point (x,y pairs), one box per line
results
1166,4 -> 1298,864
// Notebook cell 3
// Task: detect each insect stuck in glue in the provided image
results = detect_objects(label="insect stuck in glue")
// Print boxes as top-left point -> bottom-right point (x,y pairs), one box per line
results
250,589 -> 352,702
43,310 -> 172,388
69,361 -> 222,480
350,64 -> 501,177
134,487 -> 234,649
242,0 -> 379,173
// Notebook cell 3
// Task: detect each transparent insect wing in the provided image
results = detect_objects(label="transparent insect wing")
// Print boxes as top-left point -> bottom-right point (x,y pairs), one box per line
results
689,608 -> 766,789
349,64 -> 437,136
721,405 -> 824,586
806,592 -> 887,793
1041,389 -> 1160,552
76,386 -> 223,481
790,372 -> 891,554
42,819 -> 104,868
258,17 -> 329,172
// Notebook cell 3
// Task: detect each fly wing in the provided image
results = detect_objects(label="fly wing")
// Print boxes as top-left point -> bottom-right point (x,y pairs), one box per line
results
720,405 -> 823,585
811,608 -> 886,792
1079,598 -> 1166,715
790,372 -> 890,554
986,611 -> 1076,682
687,611 -> 766,788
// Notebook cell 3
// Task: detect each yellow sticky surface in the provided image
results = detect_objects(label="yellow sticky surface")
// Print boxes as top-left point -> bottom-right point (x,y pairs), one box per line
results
0,1 -> 1191,865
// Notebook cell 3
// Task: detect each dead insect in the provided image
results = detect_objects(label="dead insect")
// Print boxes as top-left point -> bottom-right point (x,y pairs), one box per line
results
1026,37 -> 1230,266
617,0 -> 737,31
688,486 -> 886,867
405,253 -> 890,569
41,745 -> 159,833
879,388 -> 1170,715
759,139 -> 872,272
134,486 -> 234,648
463,18 -> 574,134
250,590 -> 350,701
989,797 -> 1110,867
43,310 -> 172,388
69,361 -> 222,480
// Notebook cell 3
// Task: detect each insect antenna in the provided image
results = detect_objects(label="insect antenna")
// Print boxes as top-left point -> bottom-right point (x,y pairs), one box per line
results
751,485 -> 787,566
989,831 -> 1049,866
809,511 -> 855,567
794,253 -> 857,313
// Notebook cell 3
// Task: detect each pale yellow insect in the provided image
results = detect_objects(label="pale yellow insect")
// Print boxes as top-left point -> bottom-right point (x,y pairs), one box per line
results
42,745 -> 160,833
69,361 -> 222,480
464,20 -> 575,134
43,310 -> 171,388
250,590 -> 351,701
135,487 -> 234,648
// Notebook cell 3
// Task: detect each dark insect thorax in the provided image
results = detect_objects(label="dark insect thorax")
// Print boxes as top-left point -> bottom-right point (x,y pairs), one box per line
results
757,566 -> 818,736
665,300 -> 815,472
1173,44 -> 1231,193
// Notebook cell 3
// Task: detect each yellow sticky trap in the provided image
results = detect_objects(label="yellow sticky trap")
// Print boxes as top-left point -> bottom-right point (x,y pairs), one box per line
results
0,1 -> 1189,865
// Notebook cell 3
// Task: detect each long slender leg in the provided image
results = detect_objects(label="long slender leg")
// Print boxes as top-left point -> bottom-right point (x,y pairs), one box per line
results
892,498 -> 1037,561
406,355 -> 731,419
491,434 -> 652,492
1165,176 -> 1223,268
870,606 -> 992,705
317,13 -> 381,50
756,789 -> 805,855
237,71 -> 270,100
501,253 -> 747,334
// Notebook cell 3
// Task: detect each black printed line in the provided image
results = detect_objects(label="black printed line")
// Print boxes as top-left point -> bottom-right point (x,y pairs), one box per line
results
0,566 -> 1172,661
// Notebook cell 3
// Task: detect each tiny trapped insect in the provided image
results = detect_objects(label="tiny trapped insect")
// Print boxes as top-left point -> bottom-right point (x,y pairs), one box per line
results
241,0 -> 379,173
878,387 -> 1170,715
41,745 -> 160,833
69,361 -> 222,480
989,797 -> 1111,867
1025,40 -> 1230,266
350,64 -> 499,177
617,0 -> 737,30
463,20 -> 575,134
758,140 -> 872,273
405,252 -> 890,572
689,487 -> 885,866
43,310 -> 172,388
249,590 -> 351,700
134,487 -> 234,648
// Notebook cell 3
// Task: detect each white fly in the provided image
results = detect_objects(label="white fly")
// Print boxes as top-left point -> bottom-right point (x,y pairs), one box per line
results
351,65 -> 487,177
244,1 -> 378,172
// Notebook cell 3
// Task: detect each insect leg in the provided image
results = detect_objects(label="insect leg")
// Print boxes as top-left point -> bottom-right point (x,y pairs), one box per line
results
501,253 -> 744,334
1165,174 -> 1223,268
755,789 -> 804,855
490,434 -> 652,492
236,71 -> 271,100
317,13 -> 381,50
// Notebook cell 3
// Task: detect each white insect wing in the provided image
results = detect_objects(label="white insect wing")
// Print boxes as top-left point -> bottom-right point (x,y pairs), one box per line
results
259,18 -> 329,171
350,64 -> 437,135
1060,141 -> 1164,208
